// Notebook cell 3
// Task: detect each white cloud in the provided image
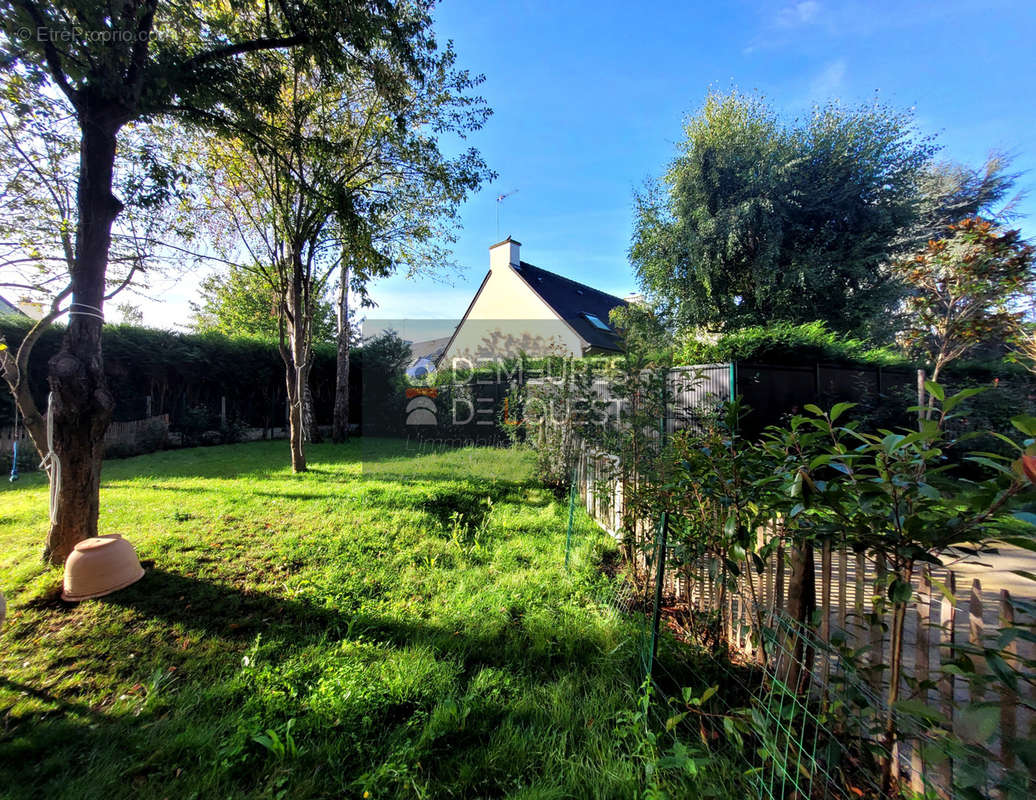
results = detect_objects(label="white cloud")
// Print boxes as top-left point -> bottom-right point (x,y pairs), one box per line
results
777,1 -> 822,27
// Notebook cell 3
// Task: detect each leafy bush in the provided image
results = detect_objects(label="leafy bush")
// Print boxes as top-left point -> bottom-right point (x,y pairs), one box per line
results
676,321 -> 906,367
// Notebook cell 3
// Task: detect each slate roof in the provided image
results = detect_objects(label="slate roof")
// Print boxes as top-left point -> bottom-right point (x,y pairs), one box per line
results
407,335 -> 453,362
512,261 -> 626,352
0,293 -> 27,318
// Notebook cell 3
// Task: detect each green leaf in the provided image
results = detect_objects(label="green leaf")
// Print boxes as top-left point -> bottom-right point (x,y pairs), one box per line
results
964,456 -> 1015,476
1011,414 -> 1036,437
924,380 -> 945,401
957,705 -> 999,744
986,653 -> 1018,691
916,482 -> 941,499
999,535 -> 1036,551
889,578 -> 913,604
803,404 -> 823,417
829,402 -> 856,422
892,699 -> 948,725
929,575 -> 957,605
944,386 -> 985,413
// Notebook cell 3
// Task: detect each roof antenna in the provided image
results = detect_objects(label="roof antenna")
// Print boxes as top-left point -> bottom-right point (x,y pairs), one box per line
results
496,189 -> 519,238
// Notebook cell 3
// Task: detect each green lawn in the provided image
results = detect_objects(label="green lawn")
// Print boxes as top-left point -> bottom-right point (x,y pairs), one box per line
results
0,439 -> 728,799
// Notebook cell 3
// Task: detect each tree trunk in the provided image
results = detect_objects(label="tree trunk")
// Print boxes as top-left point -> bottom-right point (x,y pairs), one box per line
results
43,111 -> 121,566
303,381 -> 320,443
332,266 -> 350,443
281,262 -> 309,473
781,539 -> 817,693
285,366 -> 307,472
881,560 -> 914,796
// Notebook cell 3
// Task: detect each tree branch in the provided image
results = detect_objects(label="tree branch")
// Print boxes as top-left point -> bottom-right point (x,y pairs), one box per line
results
182,35 -> 310,71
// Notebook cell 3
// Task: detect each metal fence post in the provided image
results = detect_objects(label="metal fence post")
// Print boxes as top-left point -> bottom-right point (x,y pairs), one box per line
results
647,511 -> 670,683
565,465 -> 577,570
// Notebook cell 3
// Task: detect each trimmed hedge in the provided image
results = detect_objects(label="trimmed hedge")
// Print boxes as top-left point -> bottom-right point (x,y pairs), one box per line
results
677,322 -> 907,367
0,319 -> 356,430
674,321 -> 1030,380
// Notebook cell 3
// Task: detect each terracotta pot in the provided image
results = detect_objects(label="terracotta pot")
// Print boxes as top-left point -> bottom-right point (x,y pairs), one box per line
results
62,535 -> 145,601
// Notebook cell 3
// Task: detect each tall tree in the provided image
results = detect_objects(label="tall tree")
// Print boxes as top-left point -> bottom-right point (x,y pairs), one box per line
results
204,59 -> 347,470
0,0 -> 432,563
204,43 -> 490,446
631,91 -> 936,338
307,45 -> 490,443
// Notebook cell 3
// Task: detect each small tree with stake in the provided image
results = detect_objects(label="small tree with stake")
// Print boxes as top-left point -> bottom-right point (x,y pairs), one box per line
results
762,392 -> 1036,795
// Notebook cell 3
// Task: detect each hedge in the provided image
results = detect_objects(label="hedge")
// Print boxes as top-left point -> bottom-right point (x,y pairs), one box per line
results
674,321 -> 1030,380
0,319 -> 358,430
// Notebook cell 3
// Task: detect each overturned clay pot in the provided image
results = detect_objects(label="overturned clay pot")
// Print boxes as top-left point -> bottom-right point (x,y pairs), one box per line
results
62,535 -> 145,602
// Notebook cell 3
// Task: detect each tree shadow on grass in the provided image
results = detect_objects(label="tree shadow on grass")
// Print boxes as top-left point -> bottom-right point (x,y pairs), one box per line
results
95,568 -> 626,680
0,677 -> 110,723
3,566 -> 643,800
249,490 -> 336,502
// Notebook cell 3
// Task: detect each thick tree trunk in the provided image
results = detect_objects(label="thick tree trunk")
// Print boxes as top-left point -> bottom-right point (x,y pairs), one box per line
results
43,112 -> 121,566
332,267 -> 350,443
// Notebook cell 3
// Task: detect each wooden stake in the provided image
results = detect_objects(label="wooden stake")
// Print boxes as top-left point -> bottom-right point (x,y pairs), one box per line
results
838,544 -> 847,634
999,590 -> 1017,771
940,570 -> 957,794
910,566 -> 932,795
871,554 -> 886,691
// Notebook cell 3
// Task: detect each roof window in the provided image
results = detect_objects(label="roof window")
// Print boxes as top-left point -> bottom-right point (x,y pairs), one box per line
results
583,313 -> 611,331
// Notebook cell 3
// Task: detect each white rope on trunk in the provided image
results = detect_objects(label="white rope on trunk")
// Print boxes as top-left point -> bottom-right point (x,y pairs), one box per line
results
67,303 -> 105,322
39,391 -> 60,526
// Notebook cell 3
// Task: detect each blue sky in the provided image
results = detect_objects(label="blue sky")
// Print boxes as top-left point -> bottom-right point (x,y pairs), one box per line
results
141,0 -> 1036,332
357,0 -> 1035,338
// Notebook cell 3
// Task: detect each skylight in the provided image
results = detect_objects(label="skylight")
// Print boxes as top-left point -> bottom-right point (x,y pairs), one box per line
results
583,313 -> 611,331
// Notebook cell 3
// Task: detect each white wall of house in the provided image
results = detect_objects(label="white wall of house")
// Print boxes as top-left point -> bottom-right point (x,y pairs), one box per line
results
440,239 -> 583,367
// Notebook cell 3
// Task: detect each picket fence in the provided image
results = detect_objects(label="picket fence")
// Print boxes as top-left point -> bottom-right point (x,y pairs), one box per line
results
574,446 -> 1034,798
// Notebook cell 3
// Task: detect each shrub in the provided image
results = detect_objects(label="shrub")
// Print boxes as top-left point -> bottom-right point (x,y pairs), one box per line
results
0,318 -> 348,430
676,321 -> 906,367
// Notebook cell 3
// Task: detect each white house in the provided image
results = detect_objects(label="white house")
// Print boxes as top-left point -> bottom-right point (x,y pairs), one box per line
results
437,237 -> 627,367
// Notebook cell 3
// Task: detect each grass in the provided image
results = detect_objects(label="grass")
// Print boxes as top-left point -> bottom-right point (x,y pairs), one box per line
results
0,439 -> 733,799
